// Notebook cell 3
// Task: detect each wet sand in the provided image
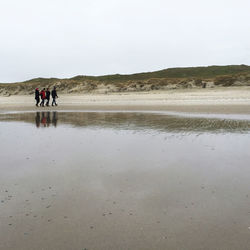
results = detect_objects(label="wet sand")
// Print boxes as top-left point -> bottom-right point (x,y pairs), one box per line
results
1,88 -> 250,249
0,111 -> 250,250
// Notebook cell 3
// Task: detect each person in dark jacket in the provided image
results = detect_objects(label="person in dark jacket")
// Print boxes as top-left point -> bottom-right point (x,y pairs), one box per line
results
40,88 -> 46,107
46,88 -> 51,106
35,88 -> 40,106
51,87 -> 58,106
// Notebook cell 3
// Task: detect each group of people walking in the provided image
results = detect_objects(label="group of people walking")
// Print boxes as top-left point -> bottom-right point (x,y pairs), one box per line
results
35,87 -> 58,107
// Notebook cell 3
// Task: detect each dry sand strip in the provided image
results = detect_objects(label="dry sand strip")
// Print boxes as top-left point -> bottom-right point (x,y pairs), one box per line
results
0,87 -> 250,114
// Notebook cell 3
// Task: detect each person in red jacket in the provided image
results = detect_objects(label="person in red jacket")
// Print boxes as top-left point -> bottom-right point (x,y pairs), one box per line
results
40,88 -> 46,107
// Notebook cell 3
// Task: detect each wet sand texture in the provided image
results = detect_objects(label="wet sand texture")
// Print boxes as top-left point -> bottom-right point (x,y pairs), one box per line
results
0,111 -> 250,250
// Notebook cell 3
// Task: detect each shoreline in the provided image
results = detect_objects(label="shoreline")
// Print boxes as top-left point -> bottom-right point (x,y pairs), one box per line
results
0,87 -> 250,114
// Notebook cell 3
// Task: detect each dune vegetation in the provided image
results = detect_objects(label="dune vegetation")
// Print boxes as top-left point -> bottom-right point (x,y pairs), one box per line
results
1,65 -> 250,96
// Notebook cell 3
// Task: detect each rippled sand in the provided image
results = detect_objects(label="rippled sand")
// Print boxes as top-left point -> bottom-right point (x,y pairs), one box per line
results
0,112 -> 250,250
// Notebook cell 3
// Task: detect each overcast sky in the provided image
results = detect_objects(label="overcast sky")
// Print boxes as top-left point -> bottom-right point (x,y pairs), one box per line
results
0,0 -> 250,82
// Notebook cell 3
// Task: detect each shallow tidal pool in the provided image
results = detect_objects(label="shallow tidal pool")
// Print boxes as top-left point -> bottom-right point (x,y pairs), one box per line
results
0,111 -> 250,250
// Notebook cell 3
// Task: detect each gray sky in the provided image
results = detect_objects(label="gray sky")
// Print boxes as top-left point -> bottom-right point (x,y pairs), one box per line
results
0,0 -> 250,82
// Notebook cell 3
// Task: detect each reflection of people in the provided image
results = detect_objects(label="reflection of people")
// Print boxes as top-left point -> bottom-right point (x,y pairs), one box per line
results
41,112 -> 46,127
51,87 -> 58,106
46,112 -> 51,127
40,88 -> 46,107
52,112 -> 58,127
35,88 -> 40,107
46,88 -> 51,106
34,112 -> 58,128
35,112 -> 40,127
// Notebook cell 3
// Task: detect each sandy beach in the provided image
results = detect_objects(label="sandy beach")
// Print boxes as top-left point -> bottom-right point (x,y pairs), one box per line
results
1,88 -> 250,250
2,0 -> 250,247
0,87 -> 250,114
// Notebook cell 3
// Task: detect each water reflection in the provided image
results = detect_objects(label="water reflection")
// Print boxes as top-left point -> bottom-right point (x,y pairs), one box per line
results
0,111 -> 250,133
35,112 -> 58,128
